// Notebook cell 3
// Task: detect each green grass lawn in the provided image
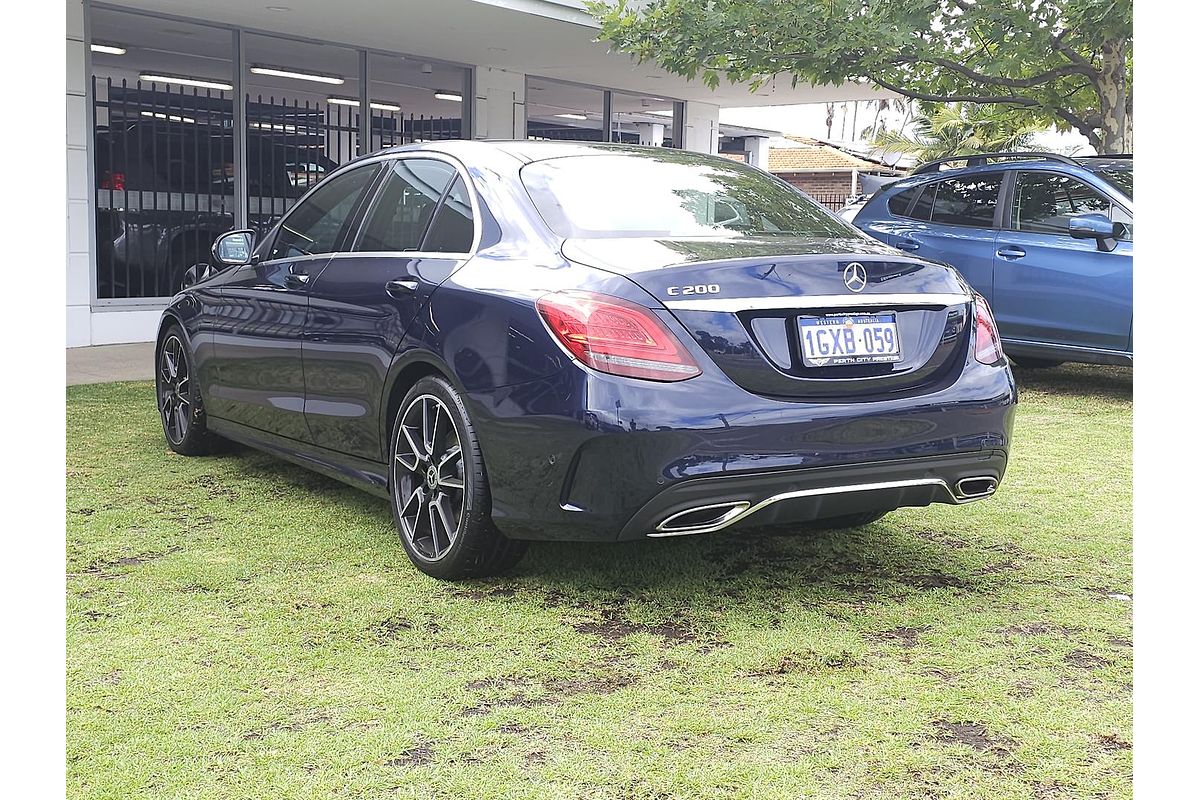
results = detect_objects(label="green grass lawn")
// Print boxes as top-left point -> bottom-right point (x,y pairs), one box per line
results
66,365 -> 1132,800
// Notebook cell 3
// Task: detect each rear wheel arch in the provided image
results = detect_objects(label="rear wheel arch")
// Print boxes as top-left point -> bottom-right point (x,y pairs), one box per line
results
381,353 -> 473,461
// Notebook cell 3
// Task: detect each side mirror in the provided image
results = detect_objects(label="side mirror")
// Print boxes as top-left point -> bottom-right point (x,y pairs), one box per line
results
1069,213 -> 1122,252
212,229 -> 256,267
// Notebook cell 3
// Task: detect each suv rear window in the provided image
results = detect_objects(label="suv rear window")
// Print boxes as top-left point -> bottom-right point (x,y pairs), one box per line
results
521,151 -> 857,239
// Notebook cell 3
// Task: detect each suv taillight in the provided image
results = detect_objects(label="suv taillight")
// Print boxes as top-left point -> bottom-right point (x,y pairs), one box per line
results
99,170 -> 125,191
536,291 -> 701,382
973,294 -> 1004,365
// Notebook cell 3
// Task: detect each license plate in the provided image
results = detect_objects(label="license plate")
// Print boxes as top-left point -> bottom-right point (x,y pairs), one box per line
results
799,313 -> 902,367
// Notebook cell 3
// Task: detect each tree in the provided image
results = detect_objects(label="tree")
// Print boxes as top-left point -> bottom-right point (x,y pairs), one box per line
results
587,0 -> 1132,152
871,101 -> 1041,162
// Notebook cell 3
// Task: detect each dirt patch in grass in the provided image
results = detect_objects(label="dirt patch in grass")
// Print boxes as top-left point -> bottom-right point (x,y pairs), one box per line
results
1000,622 -> 1081,639
868,626 -> 928,648
381,741 -> 434,768
1096,733 -> 1131,753
1064,649 -> 1111,670
932,720 -> 1016,759
571,608 -> 699,645
74,546 -> 181,579
747,649 -> 857,676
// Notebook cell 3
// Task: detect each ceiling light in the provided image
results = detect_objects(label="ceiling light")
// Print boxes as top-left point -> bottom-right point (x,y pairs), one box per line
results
250,65 -> 345,85
327,97 -> 402,112
266,5 -> 291,10
420,63 -> 433,75
434,91 -> 462,102
91,43 -> 126,56
139,73 -> 233,91
250,121 -> 298,132
140,111 -> 196,124
555,113 -> 588,121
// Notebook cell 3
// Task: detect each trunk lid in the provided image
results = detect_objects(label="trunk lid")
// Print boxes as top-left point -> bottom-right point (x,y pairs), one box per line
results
562,235 -> 974,399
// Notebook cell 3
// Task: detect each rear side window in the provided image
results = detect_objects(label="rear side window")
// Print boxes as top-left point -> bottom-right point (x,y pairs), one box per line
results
887,186 -> 921,217
355,159 -> 457,252
929,174 -> 1002,228
1010,172 -> 1115,237
907,185 -> 935,221
269,164 -> 379,260
422,176 -> 475,253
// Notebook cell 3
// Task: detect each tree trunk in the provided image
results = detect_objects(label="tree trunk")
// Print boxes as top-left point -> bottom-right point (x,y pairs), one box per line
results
1096,37 -> 1132,153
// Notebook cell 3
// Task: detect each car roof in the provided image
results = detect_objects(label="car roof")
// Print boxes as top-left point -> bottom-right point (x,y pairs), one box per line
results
883,154 -> 1132,198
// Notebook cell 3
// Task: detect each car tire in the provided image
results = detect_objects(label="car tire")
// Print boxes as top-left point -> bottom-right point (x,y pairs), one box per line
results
156,325 -> 215,456
389,375 -> 528,580
805,510 -> 891,530
1011,356 -> 1064,370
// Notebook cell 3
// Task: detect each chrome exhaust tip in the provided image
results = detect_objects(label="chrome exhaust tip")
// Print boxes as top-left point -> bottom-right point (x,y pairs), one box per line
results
652,500 -> 752,536
954,476 -> 997,499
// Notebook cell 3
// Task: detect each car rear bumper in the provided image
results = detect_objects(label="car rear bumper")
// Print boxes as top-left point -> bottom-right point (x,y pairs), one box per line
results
616,449 -> 1007,540
467,356 -> 1017,542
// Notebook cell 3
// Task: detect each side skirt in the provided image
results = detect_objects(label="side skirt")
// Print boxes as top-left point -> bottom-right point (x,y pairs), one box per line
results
1003,338 -> 1132,367
208,416 -> 391,500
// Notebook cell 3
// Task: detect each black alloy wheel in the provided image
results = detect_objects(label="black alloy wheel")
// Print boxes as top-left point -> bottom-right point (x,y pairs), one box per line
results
389,376 -> 527,579
156,326 -> 213,456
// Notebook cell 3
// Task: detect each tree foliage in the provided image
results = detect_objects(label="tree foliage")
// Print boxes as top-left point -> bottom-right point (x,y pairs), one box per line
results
871,101 -> 1042,162
587,0 -> 1132,152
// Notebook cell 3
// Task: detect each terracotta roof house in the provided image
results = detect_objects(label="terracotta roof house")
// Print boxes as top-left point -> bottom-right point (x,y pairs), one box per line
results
767,137 -> 906,209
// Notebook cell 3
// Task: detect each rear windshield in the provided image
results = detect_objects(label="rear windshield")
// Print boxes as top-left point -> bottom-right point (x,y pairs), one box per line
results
520,151 -> 859,239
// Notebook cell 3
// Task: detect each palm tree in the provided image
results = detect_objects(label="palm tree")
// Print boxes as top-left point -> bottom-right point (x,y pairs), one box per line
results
871,102 -> 1041,162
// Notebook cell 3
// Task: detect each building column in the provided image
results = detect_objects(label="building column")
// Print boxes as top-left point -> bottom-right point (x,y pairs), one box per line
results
473,67 -> 526,140
682,100 -> 719,154
744,136 -> 770,169
635,122 -> 665,147
66,0 -> 92,347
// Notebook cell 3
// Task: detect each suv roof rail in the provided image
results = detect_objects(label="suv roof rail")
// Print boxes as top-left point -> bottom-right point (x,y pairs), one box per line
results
912,151 -> 1080,175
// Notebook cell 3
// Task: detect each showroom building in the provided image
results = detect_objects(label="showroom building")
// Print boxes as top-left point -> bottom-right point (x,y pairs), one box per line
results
66,0 -> 888,347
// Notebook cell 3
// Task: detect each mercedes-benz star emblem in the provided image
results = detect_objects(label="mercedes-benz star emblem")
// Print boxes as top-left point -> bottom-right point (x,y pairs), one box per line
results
843,262 -> 868,293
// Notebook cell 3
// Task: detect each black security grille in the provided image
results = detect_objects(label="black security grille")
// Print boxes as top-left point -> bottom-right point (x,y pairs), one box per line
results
93,77 -> 237,299
93,76 -> 464,299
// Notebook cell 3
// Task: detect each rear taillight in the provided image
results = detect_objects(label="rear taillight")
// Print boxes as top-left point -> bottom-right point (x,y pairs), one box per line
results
99,170 -> 125,191
536,291 -> 701,382
973,294 -> 1004,365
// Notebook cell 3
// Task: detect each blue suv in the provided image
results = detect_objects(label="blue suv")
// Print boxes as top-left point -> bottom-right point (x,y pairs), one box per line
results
854,153 -> 1132,367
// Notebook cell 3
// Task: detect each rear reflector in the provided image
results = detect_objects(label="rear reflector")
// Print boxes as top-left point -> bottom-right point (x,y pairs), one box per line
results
973,293 -> 1004,365
536,291 -> 701,382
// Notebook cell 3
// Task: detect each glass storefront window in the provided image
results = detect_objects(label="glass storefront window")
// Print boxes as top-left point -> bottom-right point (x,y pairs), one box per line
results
368,53 -> 468,149
526,77 -> 605,141
610,92 -> 679,147
243,34 -> 362,233
90,9 -> 235,299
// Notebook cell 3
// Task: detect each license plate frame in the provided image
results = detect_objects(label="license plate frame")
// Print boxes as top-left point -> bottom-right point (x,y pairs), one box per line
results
798,313 -> 902,367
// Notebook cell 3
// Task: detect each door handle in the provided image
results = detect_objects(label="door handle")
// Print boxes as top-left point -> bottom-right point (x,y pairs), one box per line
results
385,278 -> 420,296
284,273 -> 310,288
996,246 -> 1026,259
894,240 -> 920,251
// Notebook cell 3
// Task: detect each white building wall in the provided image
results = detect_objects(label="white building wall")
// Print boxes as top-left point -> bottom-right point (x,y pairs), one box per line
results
683,100 -> 719,155
66,0 -> 93,347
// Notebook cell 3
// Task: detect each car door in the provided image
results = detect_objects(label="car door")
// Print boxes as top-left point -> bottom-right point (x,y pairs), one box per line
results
886,173 -> 1003,299
206,162 -> 382,440
301,156 -> 476,461
991,170 -> 1132,353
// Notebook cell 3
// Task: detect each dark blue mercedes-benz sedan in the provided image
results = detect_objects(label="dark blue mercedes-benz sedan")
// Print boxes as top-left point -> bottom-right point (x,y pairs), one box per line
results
155,140 -> 1017,579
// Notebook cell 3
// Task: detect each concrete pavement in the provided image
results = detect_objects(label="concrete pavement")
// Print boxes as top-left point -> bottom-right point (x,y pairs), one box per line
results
66,342 -> 156,386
